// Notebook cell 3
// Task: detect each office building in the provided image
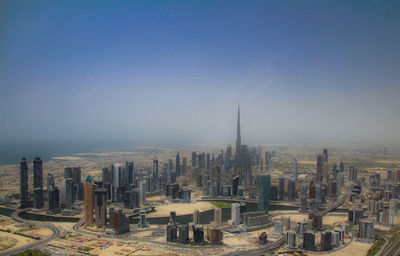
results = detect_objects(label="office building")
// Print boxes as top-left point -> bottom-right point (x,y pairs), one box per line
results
94,188 -> 107,228
47,185 -> 60,214
112,208 -> 130,234
138,210 -> 149,228
167,224 -> 178,242
287,230 -> 297,249
84,176 -> 94,226
46,173 -> 54,191
206,226 -> 223,245
321,231 -> 332,251
179,224 -> 190,244
257,174 -> 271,213
20,157 -> 29,209
193,225 -> 204,244
303,232 -> 315,251
33,157 -> 43,208
231,203 -> 241,225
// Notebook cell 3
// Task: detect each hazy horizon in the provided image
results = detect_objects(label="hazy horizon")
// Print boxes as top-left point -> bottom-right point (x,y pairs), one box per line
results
1,1 -> 400,147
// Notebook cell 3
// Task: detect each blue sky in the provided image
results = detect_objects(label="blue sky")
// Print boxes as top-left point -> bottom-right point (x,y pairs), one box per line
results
1,0 -> 400,146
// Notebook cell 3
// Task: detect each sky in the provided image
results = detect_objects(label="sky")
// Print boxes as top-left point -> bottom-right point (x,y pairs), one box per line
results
1,0 -> 400,148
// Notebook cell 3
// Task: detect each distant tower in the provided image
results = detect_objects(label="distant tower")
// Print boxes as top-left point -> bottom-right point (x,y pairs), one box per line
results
47,173 -> 55,191
84,176 -> 94,226
33,157 -> 43,208
316,155 -> 323,182
125,161 -> 134,186
176,152 -> 181,177
153,159 -> 158,175
293,156 -> 298,181
20,157 -> 28,209
236,105 -> 241,159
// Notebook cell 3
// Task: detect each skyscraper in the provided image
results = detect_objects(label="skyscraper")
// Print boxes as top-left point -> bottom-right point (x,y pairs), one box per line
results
20,157 -> 28,209
94,188 -> 107,228
293,156 -> 298,181
176,152 -> 181,177
84,176 -> 94,226
316,154 -> 323,182
47,185 -> 60,214
323,149 -> 328,181
33,157 -> 43,208
265,151 -> 271,172
236,104 -> 241,159
182,157 -> 187,176
191,152 -> 197,167
126,161 -> 134,186
47,173 -> 54,191
257,174 -> 271,213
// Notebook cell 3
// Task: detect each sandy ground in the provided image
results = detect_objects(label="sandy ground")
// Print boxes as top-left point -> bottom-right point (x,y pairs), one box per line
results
0,236 -> 17,251
147,201 -> 214,217
0,231 -> 35,253
328,240 -> 373,256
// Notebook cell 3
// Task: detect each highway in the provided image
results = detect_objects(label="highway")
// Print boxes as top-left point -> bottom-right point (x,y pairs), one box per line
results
0,209 -> 61,256
377,224 -> 400,256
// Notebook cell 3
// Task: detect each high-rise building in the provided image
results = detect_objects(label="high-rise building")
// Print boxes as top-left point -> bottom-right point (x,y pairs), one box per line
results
33,157 -> 43,208
287,178 -> 296,201
126,161 -> 134,186
316,154 -> 323,182
47,185 -> 60,214
231,203 -> 241,225
287,230 -> 297,249
293,156 -> 298,181
176,152 -> 181,177
47,173 -> 54,191
94,188 -> 107,228
232,176 -> 240,197
20,157 -> 28,209
358,220 -> 374,239
193,225 -> 204,244
84,176 -> 94,226
191,152 -> 197,167
112,208 -> 130,234
214,208 -> 222,227
179,224 -> 190,244
279,177 -> 285,200
300,183 -> 308,213
167,224 -> 178,242
193,209 -> 200,225
303,232 -> 315,251
65,178 -> 74,209
349,166 -> 358,182
321,231 -> 332,251
265,151 -> 271,172
206,226 -> 223,245
236,105 -> 241,166
257,174 -> 271,213
182,157 -> 187,176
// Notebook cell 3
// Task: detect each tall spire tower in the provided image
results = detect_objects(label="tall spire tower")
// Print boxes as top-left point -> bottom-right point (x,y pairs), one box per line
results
236,104 -> 241,156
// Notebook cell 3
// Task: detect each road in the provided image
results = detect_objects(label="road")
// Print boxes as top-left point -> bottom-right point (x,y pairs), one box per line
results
72,217 -> 205,255
222,187 -> 351,256
378,224 -> 400,256
0,209 -> 61,256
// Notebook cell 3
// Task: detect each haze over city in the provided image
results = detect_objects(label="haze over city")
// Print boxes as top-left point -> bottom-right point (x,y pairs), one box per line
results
1,1 -> 400,150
